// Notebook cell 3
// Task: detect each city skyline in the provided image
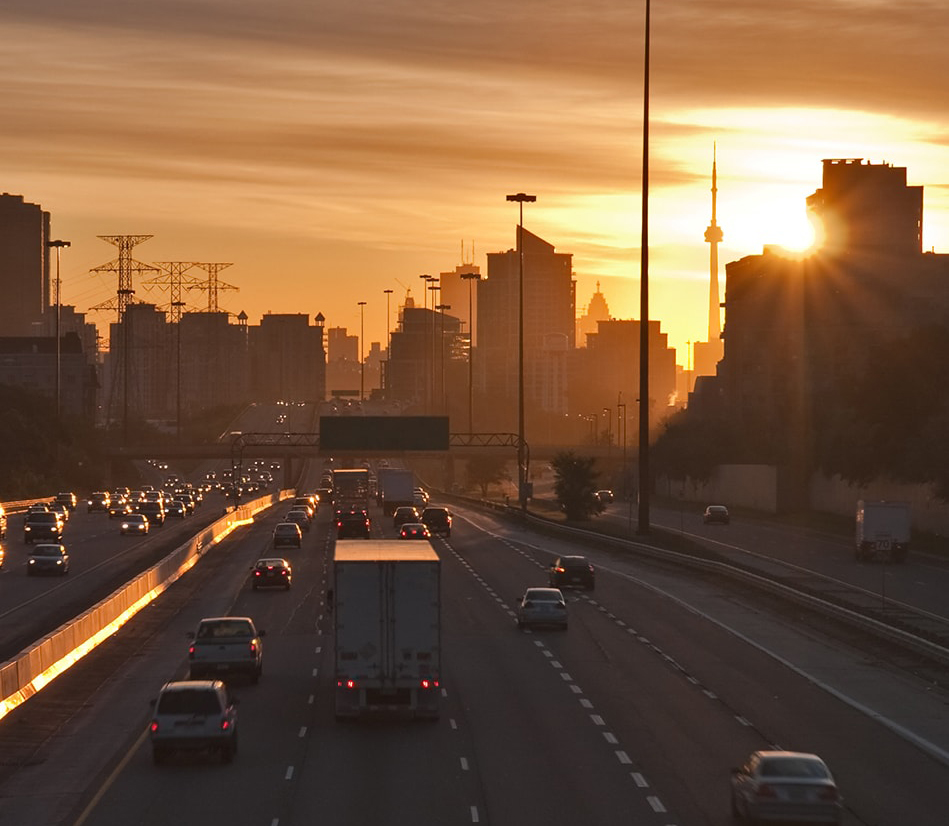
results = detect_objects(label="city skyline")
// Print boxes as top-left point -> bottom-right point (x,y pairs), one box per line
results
3,0 -> 947,361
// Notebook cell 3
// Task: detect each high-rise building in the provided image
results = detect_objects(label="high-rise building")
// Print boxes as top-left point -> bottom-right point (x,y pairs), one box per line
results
576,282 -> 612,346
0,193 -> 51,336
478,228 -> 575,431
248,313 -> 326,403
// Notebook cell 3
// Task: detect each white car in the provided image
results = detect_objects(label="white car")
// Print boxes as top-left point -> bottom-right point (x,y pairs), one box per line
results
516,587 -> 568,630
731,750 -> 842,824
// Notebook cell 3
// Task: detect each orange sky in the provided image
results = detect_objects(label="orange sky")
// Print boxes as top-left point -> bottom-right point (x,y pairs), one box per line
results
2,0 -> 947,365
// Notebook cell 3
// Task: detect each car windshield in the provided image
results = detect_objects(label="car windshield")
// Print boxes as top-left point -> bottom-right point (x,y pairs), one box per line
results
759,757 -> 828,778
33,546 -> 62,557
526,590 -> 561,602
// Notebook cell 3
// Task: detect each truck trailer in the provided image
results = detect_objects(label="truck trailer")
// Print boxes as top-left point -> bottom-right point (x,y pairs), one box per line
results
333,540 -> 440,719
855,500 -> 911,562
377,467 -> 416,516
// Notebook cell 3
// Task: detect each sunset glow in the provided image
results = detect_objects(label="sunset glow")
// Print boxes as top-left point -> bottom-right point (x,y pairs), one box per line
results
1,1 -> 946,364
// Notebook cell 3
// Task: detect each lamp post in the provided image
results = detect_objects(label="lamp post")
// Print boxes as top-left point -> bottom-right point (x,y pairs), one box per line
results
419,274 -> 433,409
506,192 -> 536,510
48,239 -> 71,421
357,301 -> 367,400
436,303 -> 451,414
638,0 -> 651,535
428,280 -> 440,412
173,301 -> 186,442
617,396 -> 627,499
383,288 -> 393,397
460,272 -> 481,433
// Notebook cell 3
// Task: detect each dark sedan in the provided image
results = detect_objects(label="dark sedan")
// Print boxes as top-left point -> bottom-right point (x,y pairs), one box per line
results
28,543 -> 70,576
252,558 -> 292,590
549,555 -> 595,591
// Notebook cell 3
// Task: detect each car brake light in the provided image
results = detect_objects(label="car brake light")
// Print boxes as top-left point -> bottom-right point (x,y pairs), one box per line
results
254,571 -> 261,577
419,679 -> 439,689
249,642 -> 258,655
188,645 -> 195,658
220,719 -> 231,731
150,720 -> 159,733
756,784 -> 777,798
337,679 -> 357,690
554,566 -> 565,573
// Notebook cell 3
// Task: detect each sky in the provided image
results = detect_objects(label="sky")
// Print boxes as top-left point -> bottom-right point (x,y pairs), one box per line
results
3,0 -> 948,365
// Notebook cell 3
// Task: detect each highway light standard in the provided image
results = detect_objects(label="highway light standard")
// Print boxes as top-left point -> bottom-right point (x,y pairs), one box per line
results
460,272 -> 481,433
506,192 -> 536,510
48,239 -> 71,421
383,288 -> 393,397
428,280 -> 440,413
436,303 -> 451,414
357,301 -> 367,400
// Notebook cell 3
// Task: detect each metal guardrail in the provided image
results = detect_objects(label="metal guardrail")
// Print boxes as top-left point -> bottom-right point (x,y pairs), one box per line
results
448,493 -> 949,669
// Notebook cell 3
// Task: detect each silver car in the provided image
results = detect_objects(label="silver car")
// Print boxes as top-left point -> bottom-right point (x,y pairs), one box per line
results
149,680 -> 238,765
516,587 -> 568,630
731,750 -> 843,824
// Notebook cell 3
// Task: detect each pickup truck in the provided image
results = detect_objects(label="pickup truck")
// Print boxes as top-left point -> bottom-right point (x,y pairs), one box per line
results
187,616 -> 265,683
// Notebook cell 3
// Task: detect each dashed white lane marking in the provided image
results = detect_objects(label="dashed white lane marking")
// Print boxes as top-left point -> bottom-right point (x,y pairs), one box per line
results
312,668 -> 319,677
315,646 -> 322,654
298,727 -> 307,738
551,660 -> 563,669
604,732 -> 619,745
308,694 -> 314,704
590,714 -> 605,726
460,757 -> 469,771
579,698 -> 594,709
285,766 -> 294,781
647,796 -> 667,813
616,751 -> 632,764
470,805 -> 480,822
560,672 -> 573,681
632,772 -> 648,787
450,718 -> 458,730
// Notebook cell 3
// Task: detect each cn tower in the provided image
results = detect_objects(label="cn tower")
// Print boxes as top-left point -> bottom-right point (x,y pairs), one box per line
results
703,144 -> 724,346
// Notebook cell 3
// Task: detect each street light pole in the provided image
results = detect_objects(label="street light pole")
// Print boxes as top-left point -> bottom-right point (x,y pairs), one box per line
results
436,303 -> 451,414
419,274 -> 433,410
428,280 -> 439,413
383,288 -> 393,397
506,192 -> 536,510
638,0 -> 651,535
48,239 -> 71,421
460,272 -> 481,433
357,301 -> 367,400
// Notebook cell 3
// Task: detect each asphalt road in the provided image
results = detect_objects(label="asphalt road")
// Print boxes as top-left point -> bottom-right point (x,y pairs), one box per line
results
2,490 -> 948,825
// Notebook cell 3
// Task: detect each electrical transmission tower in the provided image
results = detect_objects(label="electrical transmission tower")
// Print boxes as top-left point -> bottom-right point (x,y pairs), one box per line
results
147,261 -> 202,321
88,235 -> 160,439
89,235 -> 159,320
190,262 -> 237,313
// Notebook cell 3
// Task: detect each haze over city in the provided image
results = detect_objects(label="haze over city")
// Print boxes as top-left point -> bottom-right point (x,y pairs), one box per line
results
3,0 -> 947,359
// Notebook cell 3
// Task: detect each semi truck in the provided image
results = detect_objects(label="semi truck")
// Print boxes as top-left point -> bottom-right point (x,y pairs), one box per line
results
333,540 -> 441,719
377,467 -> 415,516
855,500 -> 911,562
331,468 -> 371,507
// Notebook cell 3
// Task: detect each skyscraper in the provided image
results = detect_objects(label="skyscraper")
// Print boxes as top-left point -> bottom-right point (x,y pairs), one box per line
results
0,193 -> 51,336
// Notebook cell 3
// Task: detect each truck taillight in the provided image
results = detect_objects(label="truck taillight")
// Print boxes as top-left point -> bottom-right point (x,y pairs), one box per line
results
419,679 -> 439,690
338,679 -> 358,690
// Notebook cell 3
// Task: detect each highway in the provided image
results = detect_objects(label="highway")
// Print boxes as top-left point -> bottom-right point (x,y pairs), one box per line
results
2,484 -> 948,824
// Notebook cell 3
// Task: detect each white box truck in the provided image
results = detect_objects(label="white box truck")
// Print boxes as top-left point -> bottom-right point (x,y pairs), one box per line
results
855,500 -> 910,562
333,540 -> 440,719
377,467 -> 415,516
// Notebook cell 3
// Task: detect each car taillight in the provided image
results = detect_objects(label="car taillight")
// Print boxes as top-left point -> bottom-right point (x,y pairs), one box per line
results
419,679 -> 439,690
817,787 -> 838,801
254,570 -> 261,577
188,645 -> 195,658
554,567 -> 565,573
220,719 -> 231,731
338,679 -> 357,690
281,570 -> 288,576
249,642 -> 258,655
756,784 -> 777,798
150,720 -> 159,733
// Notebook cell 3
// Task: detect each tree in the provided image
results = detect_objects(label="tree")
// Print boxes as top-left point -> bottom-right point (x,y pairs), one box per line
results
466,454 -> 511,498
551,450 -> 602,521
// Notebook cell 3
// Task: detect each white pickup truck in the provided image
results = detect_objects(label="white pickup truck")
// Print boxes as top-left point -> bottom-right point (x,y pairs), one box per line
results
187,616 -> 265,683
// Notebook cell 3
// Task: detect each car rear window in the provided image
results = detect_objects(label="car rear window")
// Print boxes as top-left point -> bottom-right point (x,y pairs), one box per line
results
760,758 -> 828,778
157,688 -> 222,715
197,620 -> 254,639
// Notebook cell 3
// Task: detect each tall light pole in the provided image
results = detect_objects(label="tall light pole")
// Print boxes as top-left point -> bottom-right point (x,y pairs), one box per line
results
419,274 -> 433,409
428,280 -> 439,413
638,0 -> 651,534
357,301 -> 367,400
436,303 -> 451,414
506,192 -> 536,510
460,272 -> 481,433
48,239 -> 71,421
382,288 -> 393,398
